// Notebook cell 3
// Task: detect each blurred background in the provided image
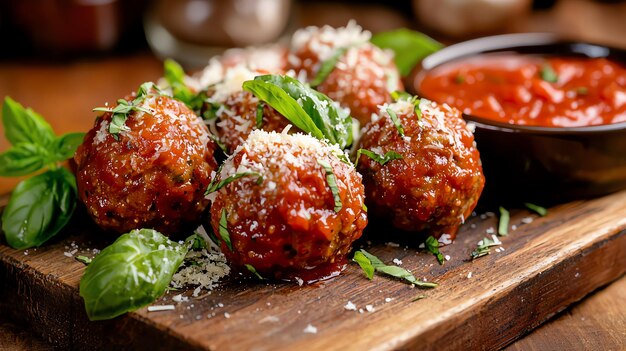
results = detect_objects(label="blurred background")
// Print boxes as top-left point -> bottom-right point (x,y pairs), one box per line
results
0,0 -> 625,64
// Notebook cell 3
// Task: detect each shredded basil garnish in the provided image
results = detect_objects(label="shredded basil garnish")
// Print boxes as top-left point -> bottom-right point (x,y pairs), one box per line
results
205,172 -> 261,195
317,159 -> 342,212
245,264 -> 264,280
355,249 -> 437,288
412,295 -> 427,301
219,209 -> 232,251
355,148 -> 403,168
498,206 -> 510,236
471,237 -> 500,259
386,108 -> 405,137
524,202 -> 548,217
256,102 -> 265,129
310,47 -> 348,87
93,82 -> 160,140
540,63 -> 558,83
424,236 -> 444,265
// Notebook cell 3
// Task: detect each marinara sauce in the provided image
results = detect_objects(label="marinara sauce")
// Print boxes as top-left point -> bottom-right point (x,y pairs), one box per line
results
419,55 -> 626,127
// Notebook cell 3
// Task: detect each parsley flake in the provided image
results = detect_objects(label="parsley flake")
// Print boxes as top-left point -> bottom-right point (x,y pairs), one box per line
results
471,236 -> 501,259
540,63 -> 558,83
498,206 -> 509,236
524,202 -> 548,216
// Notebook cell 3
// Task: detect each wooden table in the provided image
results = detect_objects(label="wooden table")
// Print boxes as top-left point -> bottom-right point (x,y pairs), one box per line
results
1,1 -> 625,349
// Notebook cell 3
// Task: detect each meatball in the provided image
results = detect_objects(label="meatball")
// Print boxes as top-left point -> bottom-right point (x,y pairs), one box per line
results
206,65 -> 297,154
208,130 -> 367,282
356,97 -> 484,239
288,21 -> 402,125
193,44 -> 289,90
75,90 -> 218,235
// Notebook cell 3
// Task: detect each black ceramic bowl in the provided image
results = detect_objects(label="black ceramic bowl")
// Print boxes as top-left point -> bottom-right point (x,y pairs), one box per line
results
412,33 -> 626,204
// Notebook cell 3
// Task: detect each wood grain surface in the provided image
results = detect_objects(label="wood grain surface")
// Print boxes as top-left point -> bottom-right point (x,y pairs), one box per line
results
1,190 -> 625,350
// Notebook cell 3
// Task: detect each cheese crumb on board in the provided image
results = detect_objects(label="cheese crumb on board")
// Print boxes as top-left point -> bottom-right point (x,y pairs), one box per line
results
148,305 -> 176,312
303,324 -> 318,334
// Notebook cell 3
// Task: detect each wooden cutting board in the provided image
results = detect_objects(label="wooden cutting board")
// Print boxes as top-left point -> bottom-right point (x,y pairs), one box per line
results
1,190 -> 625,351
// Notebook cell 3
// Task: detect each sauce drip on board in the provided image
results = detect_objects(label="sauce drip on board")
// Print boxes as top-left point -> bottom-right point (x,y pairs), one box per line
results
419,55 -> 626,127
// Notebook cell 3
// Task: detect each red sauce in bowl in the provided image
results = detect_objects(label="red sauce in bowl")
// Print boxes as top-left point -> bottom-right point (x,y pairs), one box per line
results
418,55 -> 626,127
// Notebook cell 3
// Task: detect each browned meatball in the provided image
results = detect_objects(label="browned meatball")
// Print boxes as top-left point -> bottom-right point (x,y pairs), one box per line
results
356,98 -> 485,239
75,90 -> 218,235
208,130 -> 367,283
205,66 -> 299,154
288,22 -> 402,125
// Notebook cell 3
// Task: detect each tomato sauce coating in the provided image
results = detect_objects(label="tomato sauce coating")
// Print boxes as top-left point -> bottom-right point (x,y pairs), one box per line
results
209,130 -> 367,282
419,55 -> 626,127
75,93 -> 218,236
357,99 -> 484,239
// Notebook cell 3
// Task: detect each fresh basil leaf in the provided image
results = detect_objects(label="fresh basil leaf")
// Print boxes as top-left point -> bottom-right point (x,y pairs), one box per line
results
2,168 -> 76,249
352,251 -> 374,280
358,249 -> 437,288
79,229 -> 187,321
243,75 -> 353,149
52,132 -> 85,162
2,97 -> 56,147
540,63 -> 558,83
317,159 -> 342,212
205,172 -> 261,195
355,149 -> 403,168
386,108 -> 405,136
371,29 -> 443,76
498,206 -> 509,236
425,236 -> 444,265
245,264 -> 265,280
219,209 -> 233,251
524,202 -> 548,217
0,143 -> 48,177
163,59 -> 204,111
243,76 -> 325,140
310,47 -> 348,87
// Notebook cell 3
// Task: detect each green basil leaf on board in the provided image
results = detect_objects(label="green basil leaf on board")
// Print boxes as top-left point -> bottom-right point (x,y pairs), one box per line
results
52,132 -> 85,162
356,249 -> 437,288
243,75 -> 353,149
352,251 -> 374,280
2,97 -> 56,147
1,168 -> 77,249
79,229 -> 188,321
370,29 -> 443,77
0,143 -> 49,177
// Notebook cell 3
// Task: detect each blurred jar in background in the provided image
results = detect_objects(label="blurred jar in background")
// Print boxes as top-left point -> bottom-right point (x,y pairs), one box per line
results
7,0 -> 148,56
145,0 -> 292,67
413,0 -> 532,38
